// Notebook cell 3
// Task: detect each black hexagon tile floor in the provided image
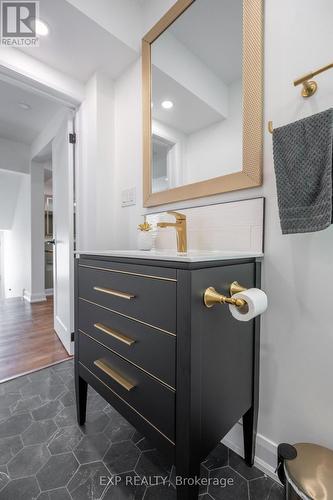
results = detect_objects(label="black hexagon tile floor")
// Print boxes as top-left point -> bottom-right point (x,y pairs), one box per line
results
0,360 -> 284,500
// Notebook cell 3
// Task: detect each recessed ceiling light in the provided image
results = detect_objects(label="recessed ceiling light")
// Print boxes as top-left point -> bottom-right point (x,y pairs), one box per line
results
35,19 -> 49,36
18,102 -> 32,111
161,100 -> 174,109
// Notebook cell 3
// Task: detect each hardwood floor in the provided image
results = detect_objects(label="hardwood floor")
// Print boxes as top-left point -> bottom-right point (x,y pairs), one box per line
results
0,297 -> 71,381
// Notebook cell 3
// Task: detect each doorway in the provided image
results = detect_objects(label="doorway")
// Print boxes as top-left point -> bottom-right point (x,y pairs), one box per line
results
0,75 -> 76,381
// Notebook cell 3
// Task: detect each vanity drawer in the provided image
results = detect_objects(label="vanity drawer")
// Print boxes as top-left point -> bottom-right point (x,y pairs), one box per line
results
78,300 -> 176,388
78,331 -> 175,441
78,262 -> 176,333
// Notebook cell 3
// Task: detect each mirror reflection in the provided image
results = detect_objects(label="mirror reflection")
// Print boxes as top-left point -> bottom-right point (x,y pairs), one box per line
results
151,0 -> 243,193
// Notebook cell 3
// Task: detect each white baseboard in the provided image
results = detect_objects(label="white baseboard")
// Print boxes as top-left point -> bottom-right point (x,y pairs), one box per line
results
24,291 -> 47,303
45,288 -> 54,296
222,421 -> 281,483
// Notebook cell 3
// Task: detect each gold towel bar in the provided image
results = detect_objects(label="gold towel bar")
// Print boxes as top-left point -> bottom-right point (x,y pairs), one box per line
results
269,61 -> 333,134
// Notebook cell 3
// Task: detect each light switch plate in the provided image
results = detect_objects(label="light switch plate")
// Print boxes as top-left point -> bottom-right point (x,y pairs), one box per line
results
121,187 -> 136,207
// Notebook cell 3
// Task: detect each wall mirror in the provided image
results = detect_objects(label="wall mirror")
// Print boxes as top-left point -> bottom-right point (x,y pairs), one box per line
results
142,0 -> 263,207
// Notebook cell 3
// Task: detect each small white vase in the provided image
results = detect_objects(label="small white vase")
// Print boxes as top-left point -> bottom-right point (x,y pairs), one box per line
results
137,231 -> 153,251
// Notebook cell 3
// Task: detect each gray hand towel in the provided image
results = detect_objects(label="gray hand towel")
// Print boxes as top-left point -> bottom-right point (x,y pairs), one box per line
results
272,108 -> 333,234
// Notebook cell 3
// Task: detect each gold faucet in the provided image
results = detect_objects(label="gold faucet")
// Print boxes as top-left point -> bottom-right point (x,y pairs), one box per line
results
157,211 -> 187,253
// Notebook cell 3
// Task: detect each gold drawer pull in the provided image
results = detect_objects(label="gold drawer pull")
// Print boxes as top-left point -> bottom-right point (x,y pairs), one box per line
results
94,359 -> 135,391
93,286 -> 135,300
94,323 -> 136,347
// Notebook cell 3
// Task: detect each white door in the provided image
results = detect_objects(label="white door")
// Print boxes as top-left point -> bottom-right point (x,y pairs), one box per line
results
52,114 -> 75,354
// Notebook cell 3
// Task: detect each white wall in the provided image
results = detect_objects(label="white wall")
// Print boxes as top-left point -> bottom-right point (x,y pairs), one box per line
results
0,169 -> 23,230
0,137 -> 30,174
1,164 -> 45,302
95,73 -> 116,249
76,72 -> 115,250
112,61 -> 143,250
0,147 -> 53,301
185,79 -> 242,183
108,0 -> 333,475
3,173 -> 31,298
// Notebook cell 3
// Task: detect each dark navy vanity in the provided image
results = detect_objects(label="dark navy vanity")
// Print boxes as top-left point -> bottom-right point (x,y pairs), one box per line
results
75,251 -> 262,499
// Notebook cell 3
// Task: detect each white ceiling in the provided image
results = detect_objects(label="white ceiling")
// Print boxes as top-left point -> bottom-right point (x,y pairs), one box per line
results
169,0 -> 243,84
0,79 -> 64,144
152,67 -> 223,134
19,0 -> 139,83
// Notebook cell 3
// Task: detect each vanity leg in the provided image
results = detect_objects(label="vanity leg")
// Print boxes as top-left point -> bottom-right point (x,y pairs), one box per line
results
243,405 -> 257,466
75,375 -> 88,426
175,459 -> 201,500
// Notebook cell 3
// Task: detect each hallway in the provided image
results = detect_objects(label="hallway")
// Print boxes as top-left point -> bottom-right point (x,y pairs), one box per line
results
0,297 -> 71,382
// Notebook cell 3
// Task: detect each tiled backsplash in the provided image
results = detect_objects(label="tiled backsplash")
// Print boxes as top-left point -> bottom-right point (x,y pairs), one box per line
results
146,198 -> 264,253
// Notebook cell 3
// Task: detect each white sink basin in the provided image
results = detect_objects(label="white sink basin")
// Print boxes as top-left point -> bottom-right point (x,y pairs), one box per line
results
77,249 -> 263,262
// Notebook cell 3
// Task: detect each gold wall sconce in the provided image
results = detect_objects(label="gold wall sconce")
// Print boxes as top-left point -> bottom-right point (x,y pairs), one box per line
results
204,281 -> 247,309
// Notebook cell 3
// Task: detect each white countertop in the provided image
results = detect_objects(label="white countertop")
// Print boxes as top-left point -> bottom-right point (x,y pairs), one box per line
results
76,249 -> 263,263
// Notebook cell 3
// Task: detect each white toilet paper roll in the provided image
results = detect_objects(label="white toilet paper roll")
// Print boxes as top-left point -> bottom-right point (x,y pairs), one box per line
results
229,288 -> 267,322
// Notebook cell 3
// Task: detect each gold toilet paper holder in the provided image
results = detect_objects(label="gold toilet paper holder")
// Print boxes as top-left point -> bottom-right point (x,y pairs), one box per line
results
204,281 -> 248,309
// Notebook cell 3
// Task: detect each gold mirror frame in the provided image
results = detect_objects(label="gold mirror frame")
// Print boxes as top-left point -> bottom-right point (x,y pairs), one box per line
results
142,0 -> 264,207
